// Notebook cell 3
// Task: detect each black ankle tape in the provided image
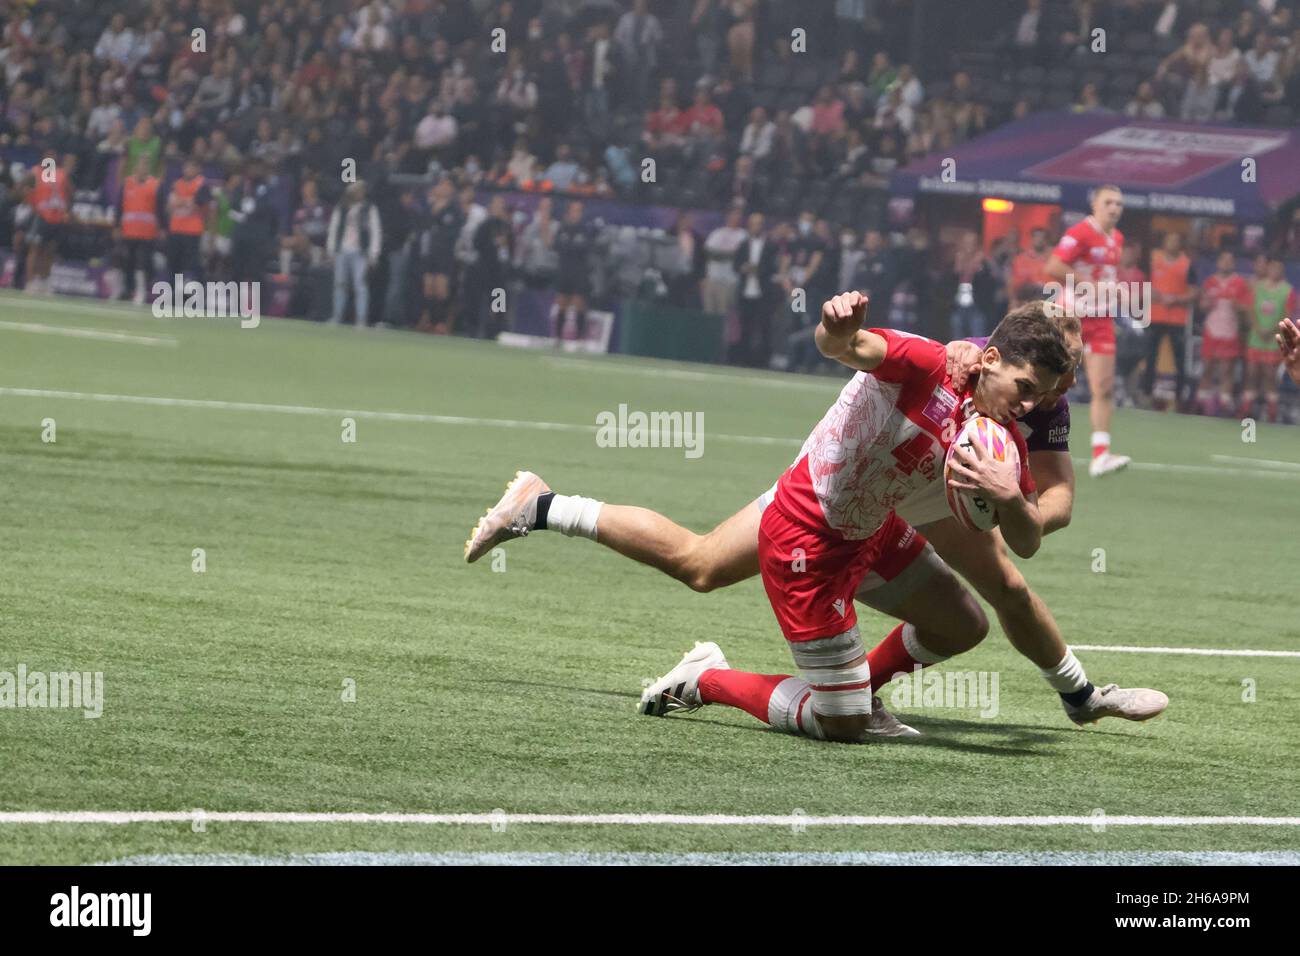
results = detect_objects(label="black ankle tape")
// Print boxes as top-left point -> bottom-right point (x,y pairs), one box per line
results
534,492 -> 555,530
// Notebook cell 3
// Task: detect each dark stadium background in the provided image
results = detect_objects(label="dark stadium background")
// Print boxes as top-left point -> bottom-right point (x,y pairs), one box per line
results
2,0 -> 1298,416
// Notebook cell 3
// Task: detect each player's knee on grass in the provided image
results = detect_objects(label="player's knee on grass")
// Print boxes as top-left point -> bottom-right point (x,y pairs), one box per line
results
792,632 -> 874,742
815,711 -> 871,743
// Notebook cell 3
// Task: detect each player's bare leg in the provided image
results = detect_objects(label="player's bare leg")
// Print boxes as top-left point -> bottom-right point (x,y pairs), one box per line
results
594,501 -> 759,592
465,471 -> 761,591
1085,350 -> 1129,477
922,517 -> 1168,725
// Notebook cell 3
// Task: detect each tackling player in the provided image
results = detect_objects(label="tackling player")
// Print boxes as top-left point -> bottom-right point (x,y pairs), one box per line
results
465,297 -> 1169,730
639,294 -> 1067,742
1044,185 -> 1131,477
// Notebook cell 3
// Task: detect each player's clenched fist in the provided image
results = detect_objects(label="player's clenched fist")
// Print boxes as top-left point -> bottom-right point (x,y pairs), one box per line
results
820,291 -> 869,339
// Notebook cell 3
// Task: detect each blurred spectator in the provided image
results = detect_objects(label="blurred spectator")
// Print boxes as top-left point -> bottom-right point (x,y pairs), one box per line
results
516,195 -> 558,289
1007,227 -> 1051,307
733,211 -> 777,367
701,206 -> 746,318
413,100 -> 458,172
1244,30 -> 1280,88
1208,27 -> 1242,87
664,212 -> 704,308
1143,231 -> 1193,408
1242,256 -> 1296,423
614,0 -> 663,110
738,106 -> 774,163
326,181 -> 382,327
855,228 -> 899,313
165,157 -> 209,282
416,179 -> 463,333
94,14 -> 138,68
551,199 -> 594,342
1124,81 -> 1166,119
464,193 -> 512,338
727,0 -> 757,83
948,231 -> 997,339
126,117 -> 161,177
1179,65 -> 1218,122
1196,250 -> 1251,417
115,156 -> 163,304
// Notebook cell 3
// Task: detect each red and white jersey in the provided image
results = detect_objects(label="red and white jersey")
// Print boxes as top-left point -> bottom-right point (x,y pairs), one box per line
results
1202,273 -> 1251,341
772,329 -> 1034,539
1053,217 -> 1124,318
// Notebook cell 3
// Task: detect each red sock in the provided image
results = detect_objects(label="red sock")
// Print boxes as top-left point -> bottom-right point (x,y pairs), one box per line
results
699,669 -> 788,723
866,623 -> 936,693
1267,397 -> 1279,422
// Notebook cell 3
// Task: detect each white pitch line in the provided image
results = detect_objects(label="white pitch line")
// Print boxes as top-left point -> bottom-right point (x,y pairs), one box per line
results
1211,454 -> 1300,471
1072,644 -> 1300,658
2,387 -> 1293,467
3,811 -> 1299,826
0,387 -> 800,447
0,320 -> 177,347
0,291 -> 154,320
1071,457 -> 1300,480
544,356 -> 841,393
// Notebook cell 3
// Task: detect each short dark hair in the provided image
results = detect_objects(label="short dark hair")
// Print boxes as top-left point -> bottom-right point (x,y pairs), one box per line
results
988,301 -> 1074,375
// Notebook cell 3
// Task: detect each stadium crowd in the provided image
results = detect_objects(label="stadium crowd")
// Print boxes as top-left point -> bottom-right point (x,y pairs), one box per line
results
1,0 -> 1298,419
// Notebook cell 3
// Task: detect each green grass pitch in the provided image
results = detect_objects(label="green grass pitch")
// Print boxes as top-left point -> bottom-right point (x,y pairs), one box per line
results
1,290 -> 1298,864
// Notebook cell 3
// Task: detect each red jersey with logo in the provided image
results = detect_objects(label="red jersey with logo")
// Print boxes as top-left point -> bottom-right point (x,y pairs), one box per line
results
772,329 -> 1034,541
1053,217 -> 1124,319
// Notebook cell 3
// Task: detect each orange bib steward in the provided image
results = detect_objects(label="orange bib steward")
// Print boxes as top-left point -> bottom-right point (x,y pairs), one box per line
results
30,171 -> 70,224
1150,251 -> 1190,327
168,175 -> 206,235
121,176 -> 161,240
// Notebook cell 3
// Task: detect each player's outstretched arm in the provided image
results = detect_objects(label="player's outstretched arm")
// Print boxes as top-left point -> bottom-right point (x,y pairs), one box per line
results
1277,317 -> 1300,387
816,291 -> 887,371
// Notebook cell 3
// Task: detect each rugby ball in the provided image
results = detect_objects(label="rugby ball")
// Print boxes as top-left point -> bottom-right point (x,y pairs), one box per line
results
944,416 -> 1019,532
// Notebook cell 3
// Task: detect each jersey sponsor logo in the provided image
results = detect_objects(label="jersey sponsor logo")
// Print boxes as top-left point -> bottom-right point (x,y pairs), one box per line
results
921,385 -> 958,428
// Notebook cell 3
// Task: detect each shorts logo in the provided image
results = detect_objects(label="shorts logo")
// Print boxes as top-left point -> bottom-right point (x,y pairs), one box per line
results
898,526 -> 916,550
831,598 -> 847,618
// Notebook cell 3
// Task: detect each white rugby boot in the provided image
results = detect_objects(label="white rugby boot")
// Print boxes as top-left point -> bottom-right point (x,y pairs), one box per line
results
1088,451 -> 1131,477
1063,683 -> 1169,725
463,470 -> 551,563
639,642 -> 729,716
